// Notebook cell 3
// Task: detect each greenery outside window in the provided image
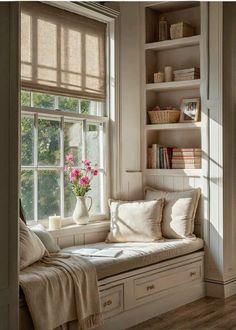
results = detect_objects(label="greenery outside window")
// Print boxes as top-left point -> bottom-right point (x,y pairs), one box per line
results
21,91 -> 108,222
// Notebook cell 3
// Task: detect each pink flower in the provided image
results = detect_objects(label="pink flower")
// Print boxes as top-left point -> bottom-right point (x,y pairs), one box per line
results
85,166 -> 91,172
64,165 -> 68,171
69,168 -> 80,181
92,169 -> 98,176
66,153 -> 74,163
82,159 -> 91,166
79,176 -> 90,186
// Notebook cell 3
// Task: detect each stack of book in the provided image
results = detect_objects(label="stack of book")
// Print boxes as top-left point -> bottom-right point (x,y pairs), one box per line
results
171,148 -> 201,169
173,68 -> 200,81
147,145 -> 173,169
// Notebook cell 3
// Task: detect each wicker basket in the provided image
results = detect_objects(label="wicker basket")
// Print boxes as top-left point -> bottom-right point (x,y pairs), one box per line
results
148,110 -> 180,124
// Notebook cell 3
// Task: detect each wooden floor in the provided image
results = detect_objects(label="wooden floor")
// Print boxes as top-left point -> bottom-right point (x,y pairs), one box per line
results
128,295 -> 236,330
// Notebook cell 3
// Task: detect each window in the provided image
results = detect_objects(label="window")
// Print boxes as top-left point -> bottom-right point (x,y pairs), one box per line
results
20,2 -> 113,223
21,91 -> 108,222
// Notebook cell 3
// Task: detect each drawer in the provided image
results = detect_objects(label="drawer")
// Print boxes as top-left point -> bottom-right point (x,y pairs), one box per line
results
134,262 -> 202,301
100,285 -> 124,319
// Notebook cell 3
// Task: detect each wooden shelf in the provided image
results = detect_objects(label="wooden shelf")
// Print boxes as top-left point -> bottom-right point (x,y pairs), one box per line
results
145,122 -> 201,131
145,169 -> 202,176
145,35 -> 200,52
146,79 -> 201,92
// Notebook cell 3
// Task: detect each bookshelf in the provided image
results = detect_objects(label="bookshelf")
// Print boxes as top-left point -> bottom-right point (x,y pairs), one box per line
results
146,79 -> 201,92
144,35 -> 200,51
142,1 -> 204,176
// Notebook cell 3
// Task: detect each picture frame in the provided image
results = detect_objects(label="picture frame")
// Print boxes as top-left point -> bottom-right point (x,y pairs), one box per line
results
179,98 -> 200,122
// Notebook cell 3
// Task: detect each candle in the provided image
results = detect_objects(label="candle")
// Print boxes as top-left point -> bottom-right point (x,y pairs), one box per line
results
49,215 -> 61,230
164,66 -> 173,82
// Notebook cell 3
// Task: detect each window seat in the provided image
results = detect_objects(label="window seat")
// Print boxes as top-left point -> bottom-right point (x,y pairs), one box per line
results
20,238 -> 204,330
62,238 -> 204,280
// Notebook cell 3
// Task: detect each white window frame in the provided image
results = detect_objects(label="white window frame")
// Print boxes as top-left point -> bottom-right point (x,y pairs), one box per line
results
21,1 -> 118,226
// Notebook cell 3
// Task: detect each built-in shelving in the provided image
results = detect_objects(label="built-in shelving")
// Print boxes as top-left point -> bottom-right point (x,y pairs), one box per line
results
145,122 -> 201,131
145,35 -> 200,52
143,2 -> 203,177
146,79 -> 201,92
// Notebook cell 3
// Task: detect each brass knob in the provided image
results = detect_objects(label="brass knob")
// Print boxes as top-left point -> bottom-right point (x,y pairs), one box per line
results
190,271 -> 196,277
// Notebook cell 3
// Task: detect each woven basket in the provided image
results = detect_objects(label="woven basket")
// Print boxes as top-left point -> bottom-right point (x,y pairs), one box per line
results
148,110 -> 180,124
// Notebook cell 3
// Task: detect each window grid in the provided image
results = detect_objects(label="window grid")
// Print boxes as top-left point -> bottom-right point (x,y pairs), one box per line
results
21,91 -> 107,222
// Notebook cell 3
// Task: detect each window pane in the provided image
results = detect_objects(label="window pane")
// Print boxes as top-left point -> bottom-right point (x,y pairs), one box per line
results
38,118 -> 60,165
58,96 -> 79,113
64,173 -> 76,218
38,170 -> 60,219
87,123 -> 101,165
33,92 -> 55,109
64,121 -> 83,165
21,90 -> 30,106
21,116 -> 34,166
89,174 -> 102,214
21,170 -> 34,221
81,100 -> 103,116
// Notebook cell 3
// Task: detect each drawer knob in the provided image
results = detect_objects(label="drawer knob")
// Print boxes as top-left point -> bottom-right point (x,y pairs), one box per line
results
146,284 -> 155,291
103,299 -> 112,308
190,271 -> 196,277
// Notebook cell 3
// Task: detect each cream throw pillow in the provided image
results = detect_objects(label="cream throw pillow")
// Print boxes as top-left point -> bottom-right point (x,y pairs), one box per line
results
106,199 -> 164,242
20,219 -> 47,270
31,224 -> 60,253
145,187 -> 201,239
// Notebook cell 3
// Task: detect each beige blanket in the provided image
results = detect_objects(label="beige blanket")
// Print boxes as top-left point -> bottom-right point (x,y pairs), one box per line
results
19,254 -> 103,330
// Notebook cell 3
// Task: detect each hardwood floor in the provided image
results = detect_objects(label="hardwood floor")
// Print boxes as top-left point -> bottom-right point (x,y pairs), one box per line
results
128,295 -> 236,330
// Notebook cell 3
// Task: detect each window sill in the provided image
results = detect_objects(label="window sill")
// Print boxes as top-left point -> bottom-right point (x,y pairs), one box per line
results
48,219 -> 110,237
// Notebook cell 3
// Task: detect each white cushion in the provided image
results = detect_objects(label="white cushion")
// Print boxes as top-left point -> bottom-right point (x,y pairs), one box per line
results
31,224 -> 60,253
19,219 -> 47,270
145,187 -> 201,239
106,199 -> 164,242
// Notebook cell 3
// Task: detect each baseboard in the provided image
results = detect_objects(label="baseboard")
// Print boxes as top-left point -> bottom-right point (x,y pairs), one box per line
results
206,278 -> 236,298
96,282 -> 205,330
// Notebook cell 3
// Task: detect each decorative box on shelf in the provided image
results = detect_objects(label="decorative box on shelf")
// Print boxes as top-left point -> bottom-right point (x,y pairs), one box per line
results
170,22 -> 194,40
148,109 -> 180,124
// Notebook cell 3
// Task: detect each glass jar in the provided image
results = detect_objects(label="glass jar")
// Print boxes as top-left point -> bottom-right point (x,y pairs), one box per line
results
158,17 -> 169,41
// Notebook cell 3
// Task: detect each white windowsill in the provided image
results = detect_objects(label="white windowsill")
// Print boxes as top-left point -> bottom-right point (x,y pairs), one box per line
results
48,219 -> 110,237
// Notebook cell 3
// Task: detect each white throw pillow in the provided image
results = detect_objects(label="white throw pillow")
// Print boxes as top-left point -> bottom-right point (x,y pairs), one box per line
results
31,224 -> 60,253
19,219 -> 48,270
106,199 -> 164,242
145,187 -> 201,239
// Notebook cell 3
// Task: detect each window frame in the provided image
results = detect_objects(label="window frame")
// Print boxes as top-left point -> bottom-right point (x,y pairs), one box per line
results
20,1 -> 118,226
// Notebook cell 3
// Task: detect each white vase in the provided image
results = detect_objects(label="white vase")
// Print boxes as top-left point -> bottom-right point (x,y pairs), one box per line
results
73,196 -> 92,225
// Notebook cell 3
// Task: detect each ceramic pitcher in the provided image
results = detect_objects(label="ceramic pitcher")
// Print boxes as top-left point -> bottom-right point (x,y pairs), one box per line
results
73,196 -> 92,225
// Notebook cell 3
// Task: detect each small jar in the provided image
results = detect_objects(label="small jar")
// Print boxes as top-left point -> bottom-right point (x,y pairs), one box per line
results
154,72 -> 164,83
164,66 -> 173,82
158,17 -> 169,41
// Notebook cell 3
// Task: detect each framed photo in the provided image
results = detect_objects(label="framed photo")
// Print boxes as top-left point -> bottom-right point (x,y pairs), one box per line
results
179,98 -> 200,122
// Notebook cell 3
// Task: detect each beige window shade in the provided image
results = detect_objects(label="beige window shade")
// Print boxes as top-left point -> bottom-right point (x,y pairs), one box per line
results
21,2 -> 106,101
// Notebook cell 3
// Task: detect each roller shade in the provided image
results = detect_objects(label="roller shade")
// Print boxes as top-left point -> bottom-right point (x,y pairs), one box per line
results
21,2 -> 106,101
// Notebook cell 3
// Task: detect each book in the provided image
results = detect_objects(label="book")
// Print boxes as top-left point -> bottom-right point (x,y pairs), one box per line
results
152,144 -> 157,169
173,68 -> 200,74
147,147 -> 153,169
174,75 -> 200,81
172,151 -> 202,157
172,163 -> 201,169
172,148 -> 201,152
172,160 -> 201,164
78,248 -> 123,258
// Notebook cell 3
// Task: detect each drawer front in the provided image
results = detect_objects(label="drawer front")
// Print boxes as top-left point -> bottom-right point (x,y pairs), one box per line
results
135,262 -> 202,301
100,285 -> 123,319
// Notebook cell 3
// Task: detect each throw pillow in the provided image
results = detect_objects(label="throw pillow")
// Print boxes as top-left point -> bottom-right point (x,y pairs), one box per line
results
145,187 -> 201,239
106,199 -> 164,242
19,219 -> 48,270
31,224 -> 60,253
